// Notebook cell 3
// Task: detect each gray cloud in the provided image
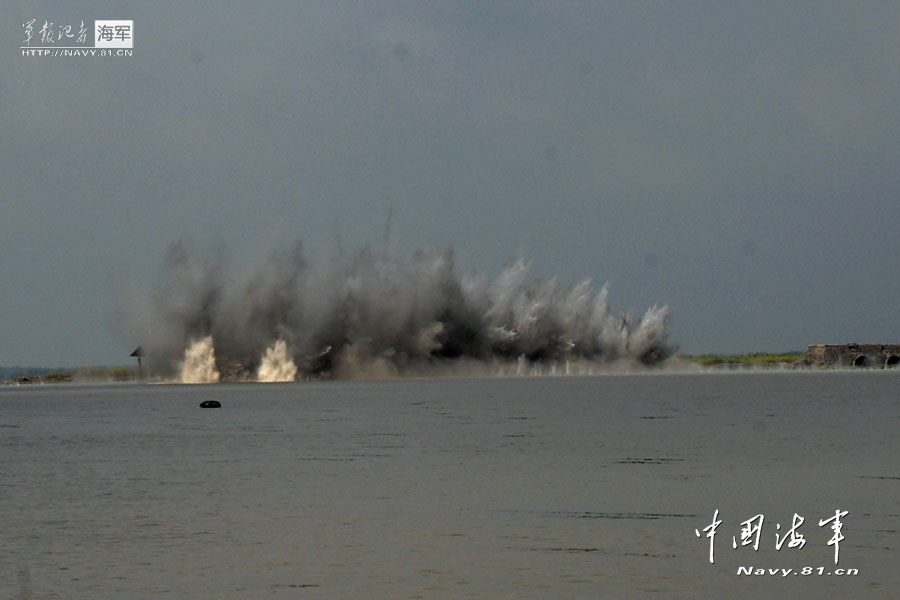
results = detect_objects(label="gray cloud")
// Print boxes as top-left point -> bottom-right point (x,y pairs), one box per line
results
2,1 -> 898,366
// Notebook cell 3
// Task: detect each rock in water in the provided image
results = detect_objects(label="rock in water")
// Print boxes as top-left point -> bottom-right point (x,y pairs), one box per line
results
199,400 -> 221,408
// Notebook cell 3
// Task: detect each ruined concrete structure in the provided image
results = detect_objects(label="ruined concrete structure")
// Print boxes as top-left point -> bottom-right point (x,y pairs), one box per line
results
807,344 -> 900,368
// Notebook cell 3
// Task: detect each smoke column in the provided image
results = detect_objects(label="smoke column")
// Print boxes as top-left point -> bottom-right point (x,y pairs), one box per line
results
118,240 -> 676,381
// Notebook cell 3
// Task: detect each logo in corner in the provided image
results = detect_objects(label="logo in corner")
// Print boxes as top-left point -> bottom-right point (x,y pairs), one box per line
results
94,20 -> 133,49
20,19 -> 133,57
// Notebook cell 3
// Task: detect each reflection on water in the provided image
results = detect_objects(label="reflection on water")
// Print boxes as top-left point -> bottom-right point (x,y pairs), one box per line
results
1,372 -> 898,598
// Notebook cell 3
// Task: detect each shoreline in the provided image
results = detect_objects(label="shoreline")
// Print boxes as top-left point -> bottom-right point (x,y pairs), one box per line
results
2,353 -> 898,387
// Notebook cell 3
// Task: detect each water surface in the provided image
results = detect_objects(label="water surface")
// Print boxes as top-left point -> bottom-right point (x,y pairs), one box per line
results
2,372 -> 897,598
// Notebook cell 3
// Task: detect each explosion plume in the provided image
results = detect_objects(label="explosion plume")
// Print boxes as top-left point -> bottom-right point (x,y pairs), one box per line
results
117,240 -> 675,382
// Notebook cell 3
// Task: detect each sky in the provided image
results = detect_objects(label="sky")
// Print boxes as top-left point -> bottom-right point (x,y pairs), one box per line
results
2,1 -> 899,367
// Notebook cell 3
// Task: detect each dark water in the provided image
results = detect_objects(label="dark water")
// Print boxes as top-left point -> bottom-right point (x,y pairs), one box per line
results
1,372 -> 898,598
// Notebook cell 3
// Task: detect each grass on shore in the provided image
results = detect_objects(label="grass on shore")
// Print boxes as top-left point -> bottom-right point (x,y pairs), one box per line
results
679,352 -> 806,368
3,366 -> 137,384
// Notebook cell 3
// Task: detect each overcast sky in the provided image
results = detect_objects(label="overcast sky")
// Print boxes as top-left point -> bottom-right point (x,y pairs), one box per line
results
3,1 -> 899,367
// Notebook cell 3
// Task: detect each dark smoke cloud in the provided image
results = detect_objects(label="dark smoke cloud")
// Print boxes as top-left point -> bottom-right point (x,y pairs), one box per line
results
117,240 -> 675,380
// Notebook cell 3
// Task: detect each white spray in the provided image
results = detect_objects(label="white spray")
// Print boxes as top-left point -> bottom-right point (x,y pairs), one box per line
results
179,336 -> 221,384
257,340 -> 298,382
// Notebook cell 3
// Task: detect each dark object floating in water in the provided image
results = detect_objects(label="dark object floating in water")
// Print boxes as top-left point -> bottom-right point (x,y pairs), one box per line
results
199,400 -> 221,408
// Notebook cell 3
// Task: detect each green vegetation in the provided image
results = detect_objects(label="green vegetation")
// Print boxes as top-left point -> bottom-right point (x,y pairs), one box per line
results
1,366 -> 138,384
680,352 -> 806,368
73,367 -> 138,381
41,371 -> 74,383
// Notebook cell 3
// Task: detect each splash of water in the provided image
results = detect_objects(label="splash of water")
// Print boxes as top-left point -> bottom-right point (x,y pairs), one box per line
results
257,340 -> 298,382
179,336 -> 221,384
